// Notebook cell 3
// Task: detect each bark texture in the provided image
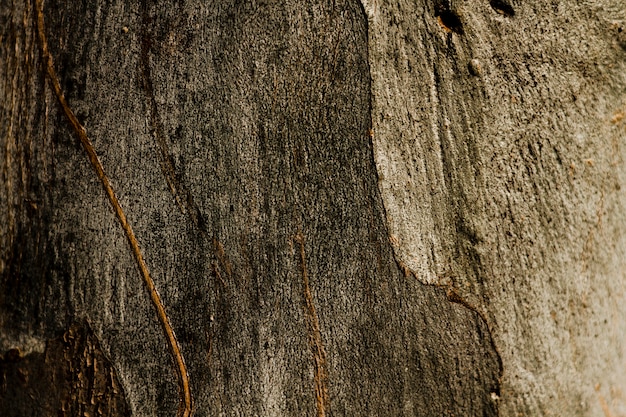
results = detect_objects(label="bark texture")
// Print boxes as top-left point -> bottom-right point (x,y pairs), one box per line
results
0,0 -> 624,417
363,0 -> 626,415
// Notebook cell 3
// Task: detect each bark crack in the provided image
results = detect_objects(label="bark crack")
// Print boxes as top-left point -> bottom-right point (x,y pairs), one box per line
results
294,231 -> 329,417
34,1 -> 192,415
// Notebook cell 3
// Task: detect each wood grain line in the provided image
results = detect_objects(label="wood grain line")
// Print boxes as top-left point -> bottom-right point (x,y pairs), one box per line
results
295,231 -> 329,417
34,1 -> 192,415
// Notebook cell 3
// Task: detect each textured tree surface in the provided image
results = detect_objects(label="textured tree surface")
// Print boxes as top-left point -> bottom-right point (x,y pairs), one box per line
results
0,1 -> 624,417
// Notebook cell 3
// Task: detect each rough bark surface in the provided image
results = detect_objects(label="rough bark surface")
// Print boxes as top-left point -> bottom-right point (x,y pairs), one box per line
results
0,0 -> 623,417
2,0 -> 500,416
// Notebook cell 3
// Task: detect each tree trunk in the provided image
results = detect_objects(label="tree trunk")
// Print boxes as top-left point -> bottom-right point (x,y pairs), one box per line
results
1,0 -> 624,416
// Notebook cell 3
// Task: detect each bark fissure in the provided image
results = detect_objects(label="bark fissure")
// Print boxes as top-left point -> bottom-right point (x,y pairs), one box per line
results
34,1 -> 192,415
294,231 -> 329,417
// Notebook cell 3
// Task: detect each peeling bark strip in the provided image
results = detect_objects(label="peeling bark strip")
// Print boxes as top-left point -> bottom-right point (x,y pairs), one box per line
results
33,1 -> 192,416
294,232 -> 329,417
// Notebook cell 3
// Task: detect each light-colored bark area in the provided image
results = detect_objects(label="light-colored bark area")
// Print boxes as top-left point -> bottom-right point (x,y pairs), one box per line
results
362,0 -> 626,415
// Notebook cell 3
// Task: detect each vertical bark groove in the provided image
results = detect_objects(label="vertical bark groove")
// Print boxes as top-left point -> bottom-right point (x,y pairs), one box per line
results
139,5 -> 206,235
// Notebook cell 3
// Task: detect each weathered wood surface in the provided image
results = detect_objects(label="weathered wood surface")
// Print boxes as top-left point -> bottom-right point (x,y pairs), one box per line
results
0,0 -> 624,416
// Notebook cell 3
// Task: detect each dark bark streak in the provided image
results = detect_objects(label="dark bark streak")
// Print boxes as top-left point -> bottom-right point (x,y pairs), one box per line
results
139,6 -> 207,234
138,7 -> 237,287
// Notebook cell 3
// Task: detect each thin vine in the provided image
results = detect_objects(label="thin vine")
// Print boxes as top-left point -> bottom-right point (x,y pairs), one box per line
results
33,0 -> 192,415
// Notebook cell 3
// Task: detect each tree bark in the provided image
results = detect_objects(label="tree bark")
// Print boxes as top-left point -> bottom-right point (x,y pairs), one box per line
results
1,0 -> 624,416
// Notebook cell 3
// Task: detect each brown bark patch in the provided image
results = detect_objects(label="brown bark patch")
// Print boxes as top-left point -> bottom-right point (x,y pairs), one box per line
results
0,321 -> 130,417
